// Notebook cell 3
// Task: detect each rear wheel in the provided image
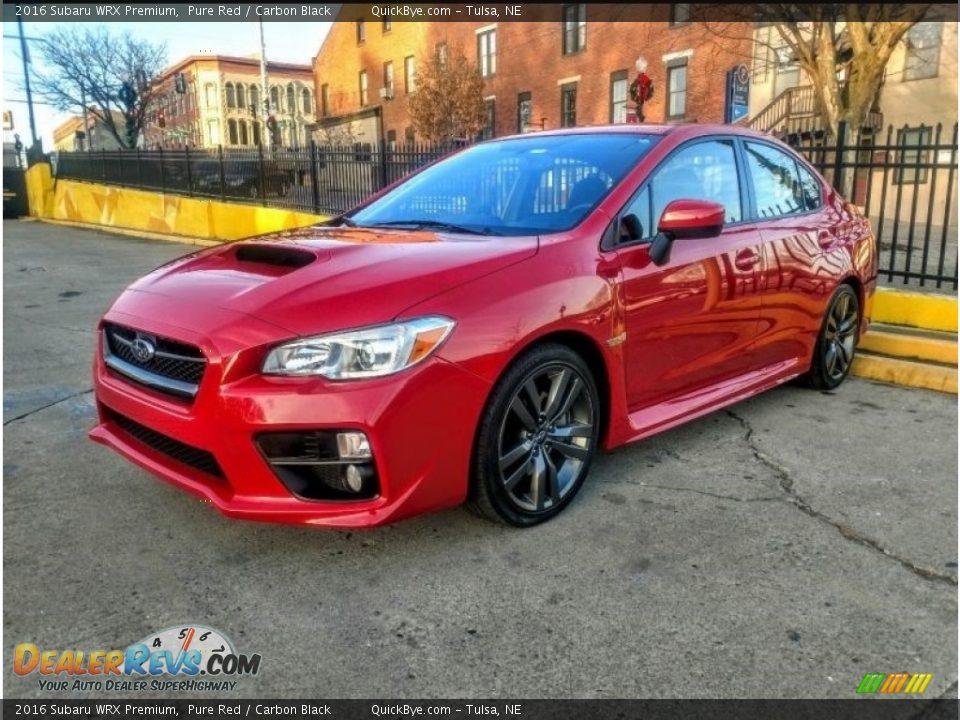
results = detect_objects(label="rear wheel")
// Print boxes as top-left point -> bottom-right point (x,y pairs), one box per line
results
804,284 -> 860,390
470,344 -> 600,527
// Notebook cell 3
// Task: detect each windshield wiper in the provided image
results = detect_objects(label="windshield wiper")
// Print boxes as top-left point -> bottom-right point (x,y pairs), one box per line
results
325,215 -> 358,228
367,220 -> 495,236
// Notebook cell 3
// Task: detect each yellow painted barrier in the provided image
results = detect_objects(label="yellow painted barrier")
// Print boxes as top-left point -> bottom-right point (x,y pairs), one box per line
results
872,287 -> 958,333
852,354 -> 958,394
25,162 -> 328,242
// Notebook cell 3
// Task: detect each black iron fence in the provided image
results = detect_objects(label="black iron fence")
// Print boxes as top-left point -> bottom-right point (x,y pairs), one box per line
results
53,142 -> 454,217
787,122 -> 958,291
53,124 -> 958,291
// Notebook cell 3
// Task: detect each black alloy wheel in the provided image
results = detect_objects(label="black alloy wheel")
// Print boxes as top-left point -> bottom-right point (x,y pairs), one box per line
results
805,283 -> 860,390
470,344 -> 600,526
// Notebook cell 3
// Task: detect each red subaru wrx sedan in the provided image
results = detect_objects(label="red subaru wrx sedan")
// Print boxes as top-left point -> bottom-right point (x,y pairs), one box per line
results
90,125 -> 877,528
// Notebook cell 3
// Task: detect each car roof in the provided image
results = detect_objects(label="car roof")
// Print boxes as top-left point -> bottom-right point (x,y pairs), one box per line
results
494,123 -> 774,143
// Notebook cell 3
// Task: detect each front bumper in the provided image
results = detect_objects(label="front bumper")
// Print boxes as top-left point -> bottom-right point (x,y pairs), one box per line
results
89,312 -> 491,528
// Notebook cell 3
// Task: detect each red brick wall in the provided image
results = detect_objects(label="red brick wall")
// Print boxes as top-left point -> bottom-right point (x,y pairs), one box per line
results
313,9 -> 752,142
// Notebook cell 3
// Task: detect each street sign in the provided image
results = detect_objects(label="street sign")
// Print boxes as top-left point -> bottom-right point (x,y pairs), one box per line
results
725,64 -> 750,124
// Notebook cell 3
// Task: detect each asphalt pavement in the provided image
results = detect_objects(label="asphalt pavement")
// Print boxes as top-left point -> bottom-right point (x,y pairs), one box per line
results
3,219 -> 957,699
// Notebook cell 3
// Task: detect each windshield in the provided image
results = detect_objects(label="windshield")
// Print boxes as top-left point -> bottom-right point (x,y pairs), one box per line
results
349,133 -> 660,236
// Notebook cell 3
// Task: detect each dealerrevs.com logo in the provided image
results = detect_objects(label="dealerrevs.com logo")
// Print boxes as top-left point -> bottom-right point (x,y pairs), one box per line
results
14,625 -> 261,693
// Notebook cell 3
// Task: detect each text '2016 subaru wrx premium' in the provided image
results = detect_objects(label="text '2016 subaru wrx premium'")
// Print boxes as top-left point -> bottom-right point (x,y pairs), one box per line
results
90,125 -> 876,528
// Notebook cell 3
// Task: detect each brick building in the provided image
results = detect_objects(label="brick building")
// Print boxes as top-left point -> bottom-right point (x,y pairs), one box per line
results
312,5 -> 753,145
142,54 -> 316,150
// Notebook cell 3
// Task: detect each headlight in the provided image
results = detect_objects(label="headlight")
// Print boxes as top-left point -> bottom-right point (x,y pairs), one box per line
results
262,316 -> 455,379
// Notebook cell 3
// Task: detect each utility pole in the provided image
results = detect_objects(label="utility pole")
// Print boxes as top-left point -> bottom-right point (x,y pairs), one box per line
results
17,16 -> 38,151
259,19 -> 271,150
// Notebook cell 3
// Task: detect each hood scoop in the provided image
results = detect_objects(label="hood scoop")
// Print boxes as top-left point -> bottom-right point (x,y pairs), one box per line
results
234,244 -> 317,270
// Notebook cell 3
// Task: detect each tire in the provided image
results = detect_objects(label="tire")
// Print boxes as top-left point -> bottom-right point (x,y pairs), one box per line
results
469,343 -> 601,527
803,283 -> 860,390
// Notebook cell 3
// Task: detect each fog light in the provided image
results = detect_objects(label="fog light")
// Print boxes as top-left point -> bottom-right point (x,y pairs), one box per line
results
337,431 -> 371,460
344,464 -> 365,493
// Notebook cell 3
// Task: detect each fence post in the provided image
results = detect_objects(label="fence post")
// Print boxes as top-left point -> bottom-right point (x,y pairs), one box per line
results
218,145 -> 225,202
257,142 -> 266,207
309,140 -> 320,214
832,120 -> 847,194
185,145 -> 193,197
101,149 -> 107,182
136,148 -> 143,187
159,146 -> 166,193
378,140 -> 388,191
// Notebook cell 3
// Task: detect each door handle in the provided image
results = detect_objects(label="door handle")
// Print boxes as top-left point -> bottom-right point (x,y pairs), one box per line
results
734,249 -> 761,271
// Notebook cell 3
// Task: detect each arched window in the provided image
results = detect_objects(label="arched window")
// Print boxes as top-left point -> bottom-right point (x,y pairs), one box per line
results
239,120 -> 249,145
287,84 -> 296,114
225,82 -> 236,109
301,88 -> 311,114
252,121 -> 261,146
236,84 -> 246,110
227,118 -> 238,145
270,86 -> 280,111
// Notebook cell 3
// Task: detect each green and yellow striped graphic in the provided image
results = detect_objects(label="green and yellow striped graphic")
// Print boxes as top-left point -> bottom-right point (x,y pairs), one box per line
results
857,672 -> 933,694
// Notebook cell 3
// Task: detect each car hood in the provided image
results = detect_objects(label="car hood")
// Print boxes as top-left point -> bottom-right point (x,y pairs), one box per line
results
119,225 -> 538,337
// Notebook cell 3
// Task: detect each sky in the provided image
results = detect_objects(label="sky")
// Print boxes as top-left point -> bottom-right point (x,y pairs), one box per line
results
2,20 -> 332,147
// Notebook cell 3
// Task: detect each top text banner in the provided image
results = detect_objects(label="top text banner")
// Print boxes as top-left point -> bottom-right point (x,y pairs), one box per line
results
4,2 -> 955,23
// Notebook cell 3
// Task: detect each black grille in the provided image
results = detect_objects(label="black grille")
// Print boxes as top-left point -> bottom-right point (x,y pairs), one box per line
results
104,323 -> 206,389
109,409 -> 224,479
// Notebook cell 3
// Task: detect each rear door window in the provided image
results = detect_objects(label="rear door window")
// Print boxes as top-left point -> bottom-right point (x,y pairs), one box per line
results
743,141 -> 808,218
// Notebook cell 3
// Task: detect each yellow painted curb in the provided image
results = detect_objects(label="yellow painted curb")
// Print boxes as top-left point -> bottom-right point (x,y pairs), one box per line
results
872,288 -> 958,333
859,330 -> 958,366
852,353 -> 958,394
37,218 -> 222,247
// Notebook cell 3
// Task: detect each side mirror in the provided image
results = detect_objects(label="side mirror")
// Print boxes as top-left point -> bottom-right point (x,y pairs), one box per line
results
657,199 -> 725,240
648,199 -> 725,266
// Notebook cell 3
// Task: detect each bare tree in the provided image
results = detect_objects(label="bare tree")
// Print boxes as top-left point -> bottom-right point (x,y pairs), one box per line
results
702,4 -> 934,135
407,46 -> 486,143
33,27 -> 167,149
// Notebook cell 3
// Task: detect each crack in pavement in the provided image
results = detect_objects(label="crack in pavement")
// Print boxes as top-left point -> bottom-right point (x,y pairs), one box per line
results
725,409 -> 958,587
596,477 -> 781,504
3,389 -> 94,427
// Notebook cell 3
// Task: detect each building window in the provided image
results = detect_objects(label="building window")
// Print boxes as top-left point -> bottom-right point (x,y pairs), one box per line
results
404,56 -> 416,93
478,28 -> 496,78
207,119 -> 220,145
356,19 -> 366,44
752,26 -> 770,84
270,86 -> 280,111
666,60 -> 688,119
562,4 -> 586,55
482,98 -> 496,139
225,83 -> 236,109
610,70 -> 628,123
301,89 -> 311,114
904,21 -> 942,81
560,82 -> 577,128
320,84 -> 329,116
382,19 -> 392,33
287,84 -> 295,114
383,61 -> 394,97
386,129 -> 397,150
239,121 -> 249,146
436,42 -> 449,68
670,3 -> 691,25
895,127 -> 932,184
359,71 -> 369,106
405,126 -> 415,144
517,91 -> 532,132
250,85 -> 260,112
205,83 -> 218,109
227,119 -> 239,145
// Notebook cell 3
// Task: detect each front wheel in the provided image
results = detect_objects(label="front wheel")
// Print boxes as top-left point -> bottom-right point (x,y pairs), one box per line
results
803,283 -> 860,390
469,344 -> 600,527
